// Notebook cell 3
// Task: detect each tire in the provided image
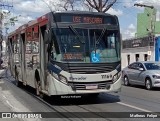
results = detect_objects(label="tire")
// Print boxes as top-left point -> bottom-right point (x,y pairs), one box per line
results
124,76 -> 130,86
35,81 -> 40,96
15,66 -> 21,87
145,78 -> 152,90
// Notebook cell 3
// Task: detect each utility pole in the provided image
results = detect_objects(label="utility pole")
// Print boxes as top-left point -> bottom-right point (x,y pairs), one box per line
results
0,2 -> 13,40
134,3 -> 155,60
134,3 -> 154,9
0,0 -> 13,68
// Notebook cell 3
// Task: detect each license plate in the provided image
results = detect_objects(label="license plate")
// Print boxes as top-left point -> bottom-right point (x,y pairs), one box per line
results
86,85 -> 98,89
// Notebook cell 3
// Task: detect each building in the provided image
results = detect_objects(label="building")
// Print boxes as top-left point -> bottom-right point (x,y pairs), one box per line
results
121,36 -> 154,69
122,7 -> 160,69
136,8 -> 156,38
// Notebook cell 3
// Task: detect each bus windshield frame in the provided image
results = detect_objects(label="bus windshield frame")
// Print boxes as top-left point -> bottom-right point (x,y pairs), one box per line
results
49,26 -> 120,63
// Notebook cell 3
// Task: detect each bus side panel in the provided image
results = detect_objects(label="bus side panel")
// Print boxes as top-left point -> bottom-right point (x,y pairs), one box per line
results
25,41 -> 40,88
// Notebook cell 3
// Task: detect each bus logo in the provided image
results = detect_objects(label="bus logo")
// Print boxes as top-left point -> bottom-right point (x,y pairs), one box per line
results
69,77 -> 86,81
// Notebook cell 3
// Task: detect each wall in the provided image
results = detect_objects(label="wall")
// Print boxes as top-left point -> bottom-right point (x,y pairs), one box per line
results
121,47 -> 154,69
155,21 -> 160,34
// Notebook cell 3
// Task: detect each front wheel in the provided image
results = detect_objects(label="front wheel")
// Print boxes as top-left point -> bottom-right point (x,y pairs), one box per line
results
145,78 -> 152,90
124,76 -> 130,86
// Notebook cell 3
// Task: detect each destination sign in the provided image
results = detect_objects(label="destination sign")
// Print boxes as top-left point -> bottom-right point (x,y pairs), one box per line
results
60,14 -> 117,25
72,16 -> 103,24
63,53 -> 83,61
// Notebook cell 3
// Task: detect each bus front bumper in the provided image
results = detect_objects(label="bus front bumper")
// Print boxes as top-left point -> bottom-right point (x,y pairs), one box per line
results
48,75 -> 122,96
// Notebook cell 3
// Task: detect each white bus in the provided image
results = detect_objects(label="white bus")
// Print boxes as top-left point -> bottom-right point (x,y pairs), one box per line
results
8,11 -> 121,97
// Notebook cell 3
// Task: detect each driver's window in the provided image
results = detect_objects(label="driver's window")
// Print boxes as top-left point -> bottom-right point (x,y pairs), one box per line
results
129,63 -> 138,70
138,63 -> 144,69
107,34 -> 115,49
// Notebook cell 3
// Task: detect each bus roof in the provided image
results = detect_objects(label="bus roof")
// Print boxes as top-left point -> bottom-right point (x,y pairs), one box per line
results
53,11 -> 115,17
8,11 -> 117,37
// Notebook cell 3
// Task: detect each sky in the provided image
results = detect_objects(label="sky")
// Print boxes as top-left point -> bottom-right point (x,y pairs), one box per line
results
1,0 -> 160,39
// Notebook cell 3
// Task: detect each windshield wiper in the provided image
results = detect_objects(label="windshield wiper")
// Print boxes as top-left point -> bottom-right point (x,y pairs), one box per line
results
94,32 -> 97,54
96,28 -> 107,45
93,28 -> 107,54
69,25 -> 85,44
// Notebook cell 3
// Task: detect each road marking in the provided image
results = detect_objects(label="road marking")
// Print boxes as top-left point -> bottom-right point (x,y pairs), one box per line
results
117,102 -> 152,112
6,100 -> 15,109
2,95 -> 7,99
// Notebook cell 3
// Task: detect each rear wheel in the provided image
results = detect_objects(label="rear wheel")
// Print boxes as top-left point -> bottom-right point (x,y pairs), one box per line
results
124,76 -> 130,86
145,78 -> 152,90
15,66 -> 21,87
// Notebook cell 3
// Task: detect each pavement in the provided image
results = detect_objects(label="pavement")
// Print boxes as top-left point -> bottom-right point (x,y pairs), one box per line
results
0,69 -> 42,121
0,69 -> 23,121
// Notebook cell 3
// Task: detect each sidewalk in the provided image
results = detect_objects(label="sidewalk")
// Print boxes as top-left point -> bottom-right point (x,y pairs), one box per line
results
0,69 -> 23,121
0,83 -> 23,121
0,69 -> 42,121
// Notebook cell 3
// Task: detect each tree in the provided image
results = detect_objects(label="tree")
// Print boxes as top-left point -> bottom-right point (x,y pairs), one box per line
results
49,0 -> 76,11
60,0 -> 75,11
84,0 -> 117,13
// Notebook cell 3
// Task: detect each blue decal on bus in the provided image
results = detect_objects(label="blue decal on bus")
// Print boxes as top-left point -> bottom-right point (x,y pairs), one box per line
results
91,53 -> 100,63
47,63 -> 62,74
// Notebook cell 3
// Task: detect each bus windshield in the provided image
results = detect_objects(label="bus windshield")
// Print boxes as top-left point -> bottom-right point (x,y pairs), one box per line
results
50,27 -> 120,63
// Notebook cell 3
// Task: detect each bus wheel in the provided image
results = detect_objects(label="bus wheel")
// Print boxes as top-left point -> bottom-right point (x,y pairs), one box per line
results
35,69 -> 43,97
15,66 -> 20,87
35,81 -> 40,95
35,81 -> 44,98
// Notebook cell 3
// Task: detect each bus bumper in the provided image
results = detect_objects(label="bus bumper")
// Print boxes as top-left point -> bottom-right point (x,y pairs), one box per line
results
48,75 -> 122,96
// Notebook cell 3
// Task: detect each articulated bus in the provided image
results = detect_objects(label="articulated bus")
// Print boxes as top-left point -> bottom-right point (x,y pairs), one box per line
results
8,11 -> 121,97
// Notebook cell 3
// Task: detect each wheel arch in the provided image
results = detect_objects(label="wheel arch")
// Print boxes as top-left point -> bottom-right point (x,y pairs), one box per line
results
145,75 -> 152,82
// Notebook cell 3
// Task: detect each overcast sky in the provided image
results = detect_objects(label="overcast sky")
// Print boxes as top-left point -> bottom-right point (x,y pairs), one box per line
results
2,0 -> 160,39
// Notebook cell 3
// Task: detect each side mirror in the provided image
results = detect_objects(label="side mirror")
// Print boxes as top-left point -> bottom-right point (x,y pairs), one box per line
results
139,68 -> 144,71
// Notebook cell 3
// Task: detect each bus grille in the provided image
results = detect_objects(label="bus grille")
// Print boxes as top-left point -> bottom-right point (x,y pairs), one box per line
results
52,61 -> 120,74
68,81 -> 112,90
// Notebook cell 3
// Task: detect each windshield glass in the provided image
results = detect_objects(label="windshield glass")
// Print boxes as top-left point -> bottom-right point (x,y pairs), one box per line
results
49,28 -> 120,63
144,63 -> 160,70
90,29 -> 120,62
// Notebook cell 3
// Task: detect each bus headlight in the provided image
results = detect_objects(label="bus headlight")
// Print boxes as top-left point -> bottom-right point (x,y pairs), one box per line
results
50,72 -> 68,85
59,75 -> 68,85
112,71 -> 121,83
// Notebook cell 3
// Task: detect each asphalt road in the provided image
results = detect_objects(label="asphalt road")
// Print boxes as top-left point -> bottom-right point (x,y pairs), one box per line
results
0,69 -> 160,121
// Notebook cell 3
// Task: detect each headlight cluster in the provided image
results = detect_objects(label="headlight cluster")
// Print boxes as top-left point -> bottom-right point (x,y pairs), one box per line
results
59,75 -> 68,85
112,71 -> 121,83
51,72 -> 68,85
152,75 -> 160,79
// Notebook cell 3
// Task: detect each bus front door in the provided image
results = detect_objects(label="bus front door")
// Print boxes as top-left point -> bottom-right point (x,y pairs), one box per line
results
39,25 -> 48,91
20,33 -> 26,84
